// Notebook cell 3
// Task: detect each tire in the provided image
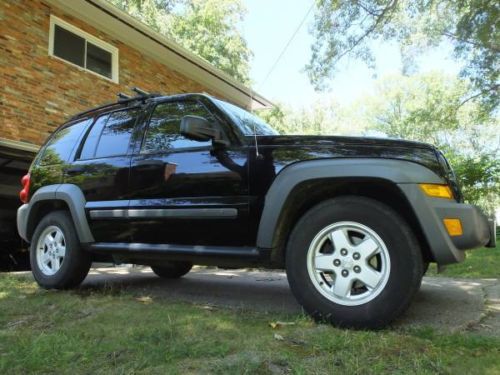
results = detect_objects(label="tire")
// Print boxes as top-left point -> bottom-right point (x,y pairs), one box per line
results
30,210 -> 91,289
286,196 -> 423,329
151,261 -> 192,279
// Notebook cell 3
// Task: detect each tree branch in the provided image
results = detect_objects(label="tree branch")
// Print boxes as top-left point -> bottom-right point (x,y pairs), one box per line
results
332,0 -> 399,64
457,84 -> 499,109
443,31 -> 500,52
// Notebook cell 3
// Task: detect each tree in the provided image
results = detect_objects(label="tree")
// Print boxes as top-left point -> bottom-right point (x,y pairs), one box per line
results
257,100 -> 366,136
362,72 -> 499,213
107,0 -> 251,83
307,0 -> 499,113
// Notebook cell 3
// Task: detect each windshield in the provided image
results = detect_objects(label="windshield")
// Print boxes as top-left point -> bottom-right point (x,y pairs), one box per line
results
213,98 -> 279,136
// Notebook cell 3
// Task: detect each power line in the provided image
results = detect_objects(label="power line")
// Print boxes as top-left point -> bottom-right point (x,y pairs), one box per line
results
257,1 -> 315,91
250,1 -> 315,157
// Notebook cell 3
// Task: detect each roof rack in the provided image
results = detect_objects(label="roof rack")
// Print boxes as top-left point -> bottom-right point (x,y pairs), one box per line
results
70,88 -> 163,120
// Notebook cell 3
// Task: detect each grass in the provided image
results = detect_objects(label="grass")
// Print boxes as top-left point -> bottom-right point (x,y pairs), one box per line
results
1,275 -> 499,374
427,241 -> 500,278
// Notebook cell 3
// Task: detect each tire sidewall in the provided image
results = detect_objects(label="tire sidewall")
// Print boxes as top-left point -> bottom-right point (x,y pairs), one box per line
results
30,211 -> 86,288
286,196 -> 422,328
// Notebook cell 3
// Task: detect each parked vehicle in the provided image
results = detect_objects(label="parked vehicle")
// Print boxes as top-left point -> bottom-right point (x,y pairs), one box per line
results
17,92 -> 496,328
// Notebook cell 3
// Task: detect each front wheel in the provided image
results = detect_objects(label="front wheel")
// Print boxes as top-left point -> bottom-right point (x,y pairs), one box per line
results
286,196 -> 423,329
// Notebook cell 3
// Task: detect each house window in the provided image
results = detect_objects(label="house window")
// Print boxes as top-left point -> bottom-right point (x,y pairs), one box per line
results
49,15 -> 119,82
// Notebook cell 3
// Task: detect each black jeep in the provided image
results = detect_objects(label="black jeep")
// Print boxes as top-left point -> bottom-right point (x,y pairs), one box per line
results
17,92 -> 496,328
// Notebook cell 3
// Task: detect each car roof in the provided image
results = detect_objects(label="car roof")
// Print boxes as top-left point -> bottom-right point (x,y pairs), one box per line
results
69,92 -> 216,122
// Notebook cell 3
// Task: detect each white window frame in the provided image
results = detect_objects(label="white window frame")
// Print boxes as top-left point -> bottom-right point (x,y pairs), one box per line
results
48,15 -> 119,83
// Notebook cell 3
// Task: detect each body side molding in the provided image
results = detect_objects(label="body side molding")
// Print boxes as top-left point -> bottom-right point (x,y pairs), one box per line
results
89,208 -> 238,219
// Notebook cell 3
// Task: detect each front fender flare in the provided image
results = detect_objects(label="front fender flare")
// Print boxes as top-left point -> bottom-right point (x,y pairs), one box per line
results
256,158 -> 444,250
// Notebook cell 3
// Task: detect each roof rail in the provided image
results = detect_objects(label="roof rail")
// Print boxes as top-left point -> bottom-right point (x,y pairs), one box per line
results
131,87 -> 150,96
69,89 -> 163,120
117,92 -> 131,100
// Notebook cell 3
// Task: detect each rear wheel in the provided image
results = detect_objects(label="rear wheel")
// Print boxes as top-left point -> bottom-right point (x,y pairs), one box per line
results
30,211 -> 91,289
151,261 -> 192,279
286,196 -> 423,329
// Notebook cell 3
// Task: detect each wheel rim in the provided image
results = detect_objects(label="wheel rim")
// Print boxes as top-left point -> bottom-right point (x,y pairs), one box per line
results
36,225 -> 66,276
306,221 -> 391,306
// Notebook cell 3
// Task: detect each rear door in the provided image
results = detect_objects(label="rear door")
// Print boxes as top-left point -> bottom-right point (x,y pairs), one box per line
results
128,99 -> 251,246
64,108 -> 142,242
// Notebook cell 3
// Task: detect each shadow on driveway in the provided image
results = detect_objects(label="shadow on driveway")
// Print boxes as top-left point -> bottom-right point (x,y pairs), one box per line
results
76,266 -> 495,331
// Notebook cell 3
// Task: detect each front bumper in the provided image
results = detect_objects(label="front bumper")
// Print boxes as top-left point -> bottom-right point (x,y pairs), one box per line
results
398,184 -> 495,265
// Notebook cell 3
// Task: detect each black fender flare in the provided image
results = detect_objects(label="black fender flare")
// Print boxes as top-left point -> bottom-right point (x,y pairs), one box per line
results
256,158 -> 444,250
18,184 -> 94,243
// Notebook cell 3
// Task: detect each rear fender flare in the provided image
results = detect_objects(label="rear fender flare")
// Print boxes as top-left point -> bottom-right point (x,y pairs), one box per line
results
25,184 -> 94,243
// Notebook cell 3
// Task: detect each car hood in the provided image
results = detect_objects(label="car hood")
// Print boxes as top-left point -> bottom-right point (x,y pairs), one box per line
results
245,134 -> 444,179
254,134 -> 434,150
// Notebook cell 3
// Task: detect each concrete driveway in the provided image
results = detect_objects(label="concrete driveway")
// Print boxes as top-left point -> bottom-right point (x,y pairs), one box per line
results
74,266 -> 500,334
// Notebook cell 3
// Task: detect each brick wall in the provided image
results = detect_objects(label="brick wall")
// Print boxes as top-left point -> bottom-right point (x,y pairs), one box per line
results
0,0 -> 225,146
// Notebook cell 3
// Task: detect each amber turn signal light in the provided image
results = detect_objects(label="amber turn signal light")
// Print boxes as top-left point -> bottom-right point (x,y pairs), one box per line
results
419,184 -> 453,199
443,218 -> 463,236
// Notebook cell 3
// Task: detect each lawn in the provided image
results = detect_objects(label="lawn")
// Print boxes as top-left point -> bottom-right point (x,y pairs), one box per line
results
427,242 -> 500,278
1,274 -> 499,374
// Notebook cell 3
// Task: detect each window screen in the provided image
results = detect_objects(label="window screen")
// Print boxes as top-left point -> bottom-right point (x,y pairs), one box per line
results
94,110 -> 138,158
51,21 -> 115,80
86,42 -> 112,79
142,101 -> 216,153
53,25 -> 85,67
39,118 -> 92,166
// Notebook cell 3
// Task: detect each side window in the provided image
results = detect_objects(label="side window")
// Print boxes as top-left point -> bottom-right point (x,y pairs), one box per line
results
92,109 -> 138,158
141,101 -> 217,153
79,114 -> 109,160
39,118 -> 92,166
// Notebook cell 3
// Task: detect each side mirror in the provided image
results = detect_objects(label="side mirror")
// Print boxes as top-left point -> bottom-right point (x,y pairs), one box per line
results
180,115 -> 222,143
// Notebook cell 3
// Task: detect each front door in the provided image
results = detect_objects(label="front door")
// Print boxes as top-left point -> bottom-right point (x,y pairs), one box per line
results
128,99 -> 251,246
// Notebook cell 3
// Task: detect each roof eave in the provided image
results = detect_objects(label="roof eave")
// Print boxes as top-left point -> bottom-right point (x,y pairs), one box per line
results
44,0 -> 273,110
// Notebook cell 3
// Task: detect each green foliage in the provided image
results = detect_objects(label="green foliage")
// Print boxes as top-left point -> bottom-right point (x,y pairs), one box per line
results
363,72 -> 499,213
307,0 -> 499,113
257,100 -> 365,136
107,0 -> 251,83
1,274 -> 499,373
427,243 -> 500,278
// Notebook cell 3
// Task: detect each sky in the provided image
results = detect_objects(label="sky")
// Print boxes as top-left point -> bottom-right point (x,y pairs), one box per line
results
242,0 -> 462,108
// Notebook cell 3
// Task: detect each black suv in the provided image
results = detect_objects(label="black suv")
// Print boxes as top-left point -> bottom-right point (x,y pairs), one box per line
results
17,92 -> 495,328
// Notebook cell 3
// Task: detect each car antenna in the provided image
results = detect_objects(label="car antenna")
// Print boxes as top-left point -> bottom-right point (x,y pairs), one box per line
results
248,2 -> 314,160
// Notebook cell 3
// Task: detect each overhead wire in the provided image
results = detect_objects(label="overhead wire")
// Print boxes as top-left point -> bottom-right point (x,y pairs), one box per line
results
250,1 -> 316,157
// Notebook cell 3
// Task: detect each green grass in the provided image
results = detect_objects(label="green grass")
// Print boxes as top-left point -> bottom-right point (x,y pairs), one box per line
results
1,275 -> 499,374
427,241 -> 500,278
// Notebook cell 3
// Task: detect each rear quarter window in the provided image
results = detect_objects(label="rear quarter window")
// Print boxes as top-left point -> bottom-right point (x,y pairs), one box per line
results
94,109 -> 138,158
39,118 -> 92,166
77,109 -> 138,160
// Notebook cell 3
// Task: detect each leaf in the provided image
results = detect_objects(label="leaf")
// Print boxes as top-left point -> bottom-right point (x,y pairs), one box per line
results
136,296 -> 153,304
273,333 -> 284,341
269,321 -> 296,329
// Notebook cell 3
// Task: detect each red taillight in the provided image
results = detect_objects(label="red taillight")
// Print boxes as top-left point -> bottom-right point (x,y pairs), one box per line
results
19,173 -> 30,204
